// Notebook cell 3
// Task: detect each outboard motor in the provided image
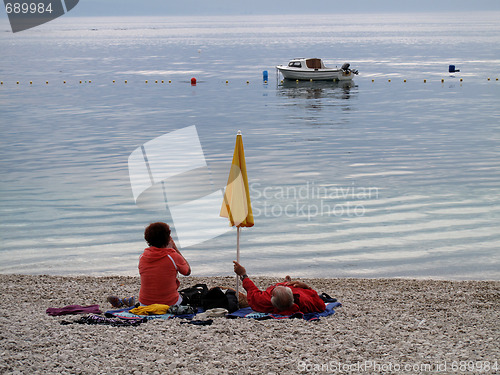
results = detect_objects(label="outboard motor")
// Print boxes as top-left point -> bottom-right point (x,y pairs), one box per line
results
341,62 -> 359,75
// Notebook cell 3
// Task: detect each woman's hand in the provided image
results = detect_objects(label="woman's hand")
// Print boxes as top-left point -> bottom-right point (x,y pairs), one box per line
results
168,237 -> 179,251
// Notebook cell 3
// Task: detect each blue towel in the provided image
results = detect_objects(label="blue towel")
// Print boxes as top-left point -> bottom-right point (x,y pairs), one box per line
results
226,302 -> 341,321
106,302 -> 341,322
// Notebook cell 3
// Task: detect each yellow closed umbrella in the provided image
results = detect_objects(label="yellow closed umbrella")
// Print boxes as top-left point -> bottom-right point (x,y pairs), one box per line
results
220,130 -> 254,295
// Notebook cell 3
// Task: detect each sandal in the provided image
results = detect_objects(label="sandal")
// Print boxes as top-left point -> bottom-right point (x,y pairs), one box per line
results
107,296 -> 123,308
122,296 -> 136,307
107,296 -> 136,308
319,293 -> 337,303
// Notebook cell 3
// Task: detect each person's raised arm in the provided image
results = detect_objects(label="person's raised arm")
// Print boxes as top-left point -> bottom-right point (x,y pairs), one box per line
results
233,261 -> 278,313
233,261 -> 248,280
167,237 -> 178,251
169,237 -> 191,276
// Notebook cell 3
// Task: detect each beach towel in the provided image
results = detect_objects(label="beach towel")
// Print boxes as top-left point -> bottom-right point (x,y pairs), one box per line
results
106,302 -> 341,322
226,302 -> 341,321
105,306 -> 199,321
46,304 -> 102,316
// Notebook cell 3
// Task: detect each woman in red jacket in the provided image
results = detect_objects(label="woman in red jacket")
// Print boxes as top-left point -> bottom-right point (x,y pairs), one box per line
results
233,261 -> 325,315
138,222 -> 191,306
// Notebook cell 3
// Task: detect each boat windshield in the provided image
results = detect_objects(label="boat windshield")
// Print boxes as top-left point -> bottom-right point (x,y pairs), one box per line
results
306,59 -> 323,69
288,61 -> 302,68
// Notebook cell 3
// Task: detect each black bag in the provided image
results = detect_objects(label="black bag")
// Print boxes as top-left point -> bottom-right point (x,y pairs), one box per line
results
179,284 -> 208,307
225,289 -> 239,313
202,287 -> 239,313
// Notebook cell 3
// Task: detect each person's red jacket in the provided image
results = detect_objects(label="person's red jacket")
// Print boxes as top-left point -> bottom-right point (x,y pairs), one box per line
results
242,278 -> 325,315
138,246 -> 190,306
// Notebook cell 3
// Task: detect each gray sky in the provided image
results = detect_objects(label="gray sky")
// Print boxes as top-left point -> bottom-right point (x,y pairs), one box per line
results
72,0 -> 500,16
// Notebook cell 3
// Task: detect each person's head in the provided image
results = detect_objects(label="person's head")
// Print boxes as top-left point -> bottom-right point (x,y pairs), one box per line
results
270,285 -> 294,311
144,222 -> 171,248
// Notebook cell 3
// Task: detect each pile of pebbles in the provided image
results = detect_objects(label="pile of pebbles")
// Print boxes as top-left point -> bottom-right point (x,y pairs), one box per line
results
0,274 -> 498,374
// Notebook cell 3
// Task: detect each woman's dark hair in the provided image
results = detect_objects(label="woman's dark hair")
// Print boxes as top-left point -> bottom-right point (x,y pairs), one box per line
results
144,222 -> 171,248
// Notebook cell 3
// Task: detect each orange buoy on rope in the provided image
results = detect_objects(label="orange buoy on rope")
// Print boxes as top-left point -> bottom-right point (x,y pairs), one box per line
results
191,77 -> 197,85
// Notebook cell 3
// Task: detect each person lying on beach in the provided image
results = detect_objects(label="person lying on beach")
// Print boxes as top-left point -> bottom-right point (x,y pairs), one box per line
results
138,222 -> 191,306
233,261 -> 325,315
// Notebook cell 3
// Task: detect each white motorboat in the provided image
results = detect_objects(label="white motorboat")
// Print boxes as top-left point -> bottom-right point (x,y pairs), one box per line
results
276,58 -> 358,81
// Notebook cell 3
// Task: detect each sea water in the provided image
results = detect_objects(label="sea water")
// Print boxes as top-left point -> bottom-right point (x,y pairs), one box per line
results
1,13 -> 499,279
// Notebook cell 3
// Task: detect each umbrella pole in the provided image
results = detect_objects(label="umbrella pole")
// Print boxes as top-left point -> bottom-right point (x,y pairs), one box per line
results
236,226 -> 240,298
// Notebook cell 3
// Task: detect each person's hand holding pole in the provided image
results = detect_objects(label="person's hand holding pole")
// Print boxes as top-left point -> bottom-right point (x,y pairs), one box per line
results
233,261 -> 246,276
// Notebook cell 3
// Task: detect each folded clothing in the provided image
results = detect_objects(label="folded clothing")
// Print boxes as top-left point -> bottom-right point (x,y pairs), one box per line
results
129,304 -> 170,315
46,304 -> 102,316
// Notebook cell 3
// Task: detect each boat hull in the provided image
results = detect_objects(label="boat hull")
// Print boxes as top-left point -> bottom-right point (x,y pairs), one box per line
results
276,66 -> 354,81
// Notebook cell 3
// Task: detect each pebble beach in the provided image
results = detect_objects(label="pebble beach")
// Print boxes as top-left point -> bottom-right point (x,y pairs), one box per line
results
0,274 -> 499,374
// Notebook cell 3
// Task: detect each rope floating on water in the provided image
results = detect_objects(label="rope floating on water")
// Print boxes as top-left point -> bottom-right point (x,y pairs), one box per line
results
0,77 -> 498,86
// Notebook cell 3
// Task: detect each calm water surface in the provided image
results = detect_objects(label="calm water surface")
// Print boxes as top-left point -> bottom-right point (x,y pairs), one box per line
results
1,13 -> 499,279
